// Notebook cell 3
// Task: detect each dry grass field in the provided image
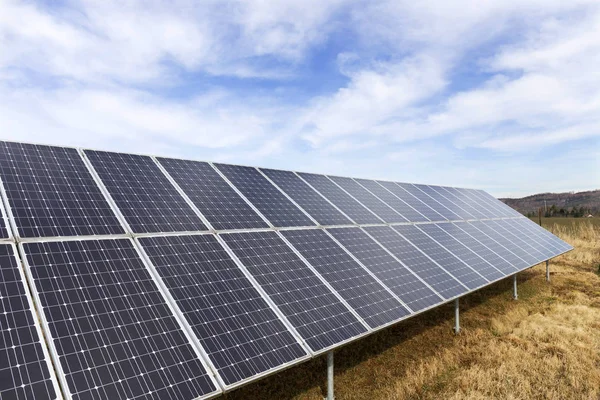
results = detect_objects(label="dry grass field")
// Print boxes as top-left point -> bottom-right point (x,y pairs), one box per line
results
225,221 -> 600,400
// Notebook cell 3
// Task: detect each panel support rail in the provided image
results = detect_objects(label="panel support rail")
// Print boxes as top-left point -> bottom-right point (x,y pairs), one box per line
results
454,298 -> 460,334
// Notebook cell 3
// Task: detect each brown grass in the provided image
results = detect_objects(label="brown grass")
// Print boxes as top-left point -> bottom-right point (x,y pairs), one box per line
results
225,221 -> 600,400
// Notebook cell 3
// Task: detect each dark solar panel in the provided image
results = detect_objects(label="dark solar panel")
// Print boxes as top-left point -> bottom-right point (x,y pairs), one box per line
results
513,218 -> 572,253
355,180 -> 429,222
85,151 -> 206,234
327,227 -> 441,312
328,176 -> 407,223
363,226 -> 466,299
468,221 -> 538,267
0,202 -> 10,239
0,142 -> 124,238
490,220 -> 553,261
157,158 -> 269,230
453,222 -> 529,270
281,229 -> 409,329
412,185 -> 472,220
221,231 -> 367,353
0,244 -> 60,400
417,224 -> 504,282
22,239 -> 219,400
437,222 -> 518,275
377,181 -> 445,221
395,183 -> 461,221
138,234 -> 308,387
214,164 -> 315,228
260,169 -> 352,226
298,173 -> 382,224
393,225 -> 488,289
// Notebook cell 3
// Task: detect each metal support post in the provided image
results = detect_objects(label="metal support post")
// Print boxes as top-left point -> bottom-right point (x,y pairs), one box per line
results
546,260 -> 550,282
513,274 -> 518,300
326,351 -> 334,400
454,298 -> 460,334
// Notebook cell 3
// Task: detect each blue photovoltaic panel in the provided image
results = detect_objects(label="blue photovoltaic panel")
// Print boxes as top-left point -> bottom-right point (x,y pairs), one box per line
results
221,231 -> 367,353
363,226 -> 466,299
157,158 -> 269,230
327,227 -> 441,312
85,151 -> 206,234
22,239 -> 219,400
0,200 -> 9,239
377,181 -> 444,221
0,244 -> 60,400
475,190 -> 521,218
298,173 -> 382,224
417,224 -> 504,282
455,188 -> 505,218
138,234 -> 308,387
437,222 -> 518,275
490,220 -> 554,261
468,221 -> 538,266
413,185 -> 473,220
393,225 -> 488,289
281,229 -> 409,329
432,187 -> 488,219
327,176 -> 407,223
214,164 -> 315,228
452,222 -> 529,270
513,218 -> 572,253
395,183 -> 461,221
355,180 -> 429,222
0,142 -> 124,238
260,168 -> 352,226
440,187 -> 492,218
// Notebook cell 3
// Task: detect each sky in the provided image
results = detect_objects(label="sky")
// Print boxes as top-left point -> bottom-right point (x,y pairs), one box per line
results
1,0 -> 599,198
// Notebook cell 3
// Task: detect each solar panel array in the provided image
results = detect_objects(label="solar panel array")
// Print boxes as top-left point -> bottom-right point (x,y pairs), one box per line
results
0,140 -> 572,399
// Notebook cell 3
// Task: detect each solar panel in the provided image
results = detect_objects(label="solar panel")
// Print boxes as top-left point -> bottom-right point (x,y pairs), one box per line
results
327,176 -> 407,223
436,222 -> 518,275
392,225 -> 488,289
0,243 -> 61,400
416,224 -> 504,281
22,239 -> 220,400
363,226 -> 467,299
354,180 -> 429,222
213,164 -> 315,228
281,229 -> 410,328
412,185 -> 473,220
513,218 -> 572,253
468,221 -> 539,267
452,221 -> 529,270
220,231 -> 367,353
395,183 -> 461,221
259,169 -> 352,226
137,234 -> 308,387
297,173 -> 382,224
0,199 -> 10,239
474,190 -> 521,218
84,151 -> 206,234
327,227 -> 442,312
156,158 -> 269,230
490,220 -> 554,261
0,142 -> 125,238
459,188 -> 507,218
432,187 -> 488,219
377,181 -> 445,221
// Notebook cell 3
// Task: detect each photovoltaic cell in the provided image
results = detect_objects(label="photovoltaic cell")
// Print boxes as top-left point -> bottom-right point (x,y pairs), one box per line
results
327,176 -> 407,223
138,234 -> 307,387
432,187 -> 487,219
0,142 -> 124,238
468,221 -> 538,266
0,244 -> 60,400
327,227 -> 441,312
440,187 -> 492,218
298,173 -> 382,224
214,164 -> 315,228
417,224 -> 504,282
355,180 -> 429,222
393,225 -> 488,289
475,190 -> 521,218
221,231 -> 367,353
377,181 -> 444,221
0,201 -> 9,239
437,222 -> 518,275
260,168 -> 352,226
513,218 -> 572,253
157,158 -> 269,230
363,226 -> 466,299
457,188 -> 506,218
413,185 -> 472,220
490,220 -> 553,261
85,151 -> 206,234
396,183 -> 461,221
486,220 -> 548,262
281,229 -> 409,329
22,239 -> 219,400
453,222 -> 529,270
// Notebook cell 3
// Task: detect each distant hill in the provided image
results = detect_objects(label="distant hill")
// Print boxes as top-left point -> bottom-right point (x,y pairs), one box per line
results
500,189 -> 600,216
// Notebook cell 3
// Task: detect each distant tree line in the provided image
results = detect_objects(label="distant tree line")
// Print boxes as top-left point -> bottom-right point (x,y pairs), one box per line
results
524,205 -> 593,218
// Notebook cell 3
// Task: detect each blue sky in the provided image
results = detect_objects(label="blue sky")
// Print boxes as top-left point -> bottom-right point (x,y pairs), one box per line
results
1,0 -> 599,197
